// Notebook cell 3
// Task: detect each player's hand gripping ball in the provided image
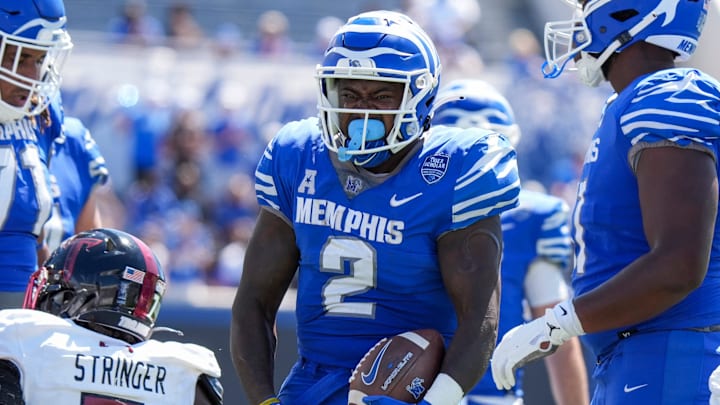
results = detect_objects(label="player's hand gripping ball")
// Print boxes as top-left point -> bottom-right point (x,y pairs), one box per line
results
348,329 -> 445,405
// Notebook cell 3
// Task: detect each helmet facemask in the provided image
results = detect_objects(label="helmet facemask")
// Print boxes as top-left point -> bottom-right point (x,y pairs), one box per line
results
0,16 -> 72,121
317,67 -> 434,167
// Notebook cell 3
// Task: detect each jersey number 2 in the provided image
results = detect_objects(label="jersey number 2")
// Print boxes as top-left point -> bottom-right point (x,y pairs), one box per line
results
320,237 -> 377,318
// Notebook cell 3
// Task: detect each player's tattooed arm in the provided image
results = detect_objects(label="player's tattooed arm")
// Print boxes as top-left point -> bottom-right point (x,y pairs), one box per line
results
436,215 -> 503,392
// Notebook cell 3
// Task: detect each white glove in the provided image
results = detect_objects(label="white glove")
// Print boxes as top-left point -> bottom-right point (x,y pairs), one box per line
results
491,299 -> 585,390
709,364 -> 720,405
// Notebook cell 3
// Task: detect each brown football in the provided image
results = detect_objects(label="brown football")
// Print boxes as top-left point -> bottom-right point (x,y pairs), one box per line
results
348,329 -> 445,405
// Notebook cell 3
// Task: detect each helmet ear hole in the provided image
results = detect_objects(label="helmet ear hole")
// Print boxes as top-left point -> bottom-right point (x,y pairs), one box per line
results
610,9 -> 639,22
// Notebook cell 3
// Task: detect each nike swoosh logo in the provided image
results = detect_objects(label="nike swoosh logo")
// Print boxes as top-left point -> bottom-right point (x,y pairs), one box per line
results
559,305 -> 568,316
623,383 -> 648,393
390,192 -> 422,207
361,339 -> 392,385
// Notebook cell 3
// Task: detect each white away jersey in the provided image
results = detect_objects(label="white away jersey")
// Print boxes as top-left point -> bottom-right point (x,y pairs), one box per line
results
0,309 -> 221,405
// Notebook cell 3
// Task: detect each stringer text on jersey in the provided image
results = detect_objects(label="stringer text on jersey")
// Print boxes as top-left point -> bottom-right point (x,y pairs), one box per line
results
74,353 -> 167,394
296,197 -> 404,244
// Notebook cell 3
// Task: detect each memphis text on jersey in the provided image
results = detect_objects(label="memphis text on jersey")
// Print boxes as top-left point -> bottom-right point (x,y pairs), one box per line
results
295,196 -> 404,245
0,119 -> 38,141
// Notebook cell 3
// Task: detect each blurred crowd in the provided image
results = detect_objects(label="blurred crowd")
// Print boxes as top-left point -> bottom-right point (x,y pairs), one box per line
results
60,0 -> 609,290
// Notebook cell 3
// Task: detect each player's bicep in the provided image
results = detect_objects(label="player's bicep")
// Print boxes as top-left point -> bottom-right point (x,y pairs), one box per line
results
636,146 -> 717,271
437,216 -> 502,319
236,208 -> 299,311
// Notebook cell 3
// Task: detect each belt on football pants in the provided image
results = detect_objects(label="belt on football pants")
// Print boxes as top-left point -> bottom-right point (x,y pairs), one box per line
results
617,324 -> 720,340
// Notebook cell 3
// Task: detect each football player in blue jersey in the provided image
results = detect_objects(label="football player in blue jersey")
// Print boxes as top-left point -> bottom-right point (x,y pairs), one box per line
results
230,10 -> 521,405
42,116 -> 110,253
432,79 -> 589,405
491,0 -> 720,403
0,0 -> 73,309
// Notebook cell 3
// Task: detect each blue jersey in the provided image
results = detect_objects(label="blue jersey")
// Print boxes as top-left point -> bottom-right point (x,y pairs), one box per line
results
470,189 -> 571,397
255,117 -> 520,368
43,117 -> 109,251
0,102 -> 62,291
572,68 -> 720,355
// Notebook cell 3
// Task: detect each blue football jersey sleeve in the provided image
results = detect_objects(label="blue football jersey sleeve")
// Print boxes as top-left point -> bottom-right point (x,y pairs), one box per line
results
620,69 -> 720,156
253,118 -> 520,368
254,118 -> 311,220
444,128 -> 521,232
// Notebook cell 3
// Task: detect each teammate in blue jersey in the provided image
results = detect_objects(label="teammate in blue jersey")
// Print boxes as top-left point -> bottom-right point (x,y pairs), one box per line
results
42,116 -> 109,253
432,79 -> 589,405
491,1 -> 720,403
230,10 -> 521,405
0,0 -> 73,309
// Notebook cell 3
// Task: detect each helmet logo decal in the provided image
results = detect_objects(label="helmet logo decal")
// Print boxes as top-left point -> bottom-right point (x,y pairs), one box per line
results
63,237 -> 104,279
122,266 -> 145,284
337,57 -> 376,68
421,153 -> 449,184
336,57 -> 378,76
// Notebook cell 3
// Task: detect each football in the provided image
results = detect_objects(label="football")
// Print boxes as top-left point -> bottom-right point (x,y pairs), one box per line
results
348,329 -> 445,404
